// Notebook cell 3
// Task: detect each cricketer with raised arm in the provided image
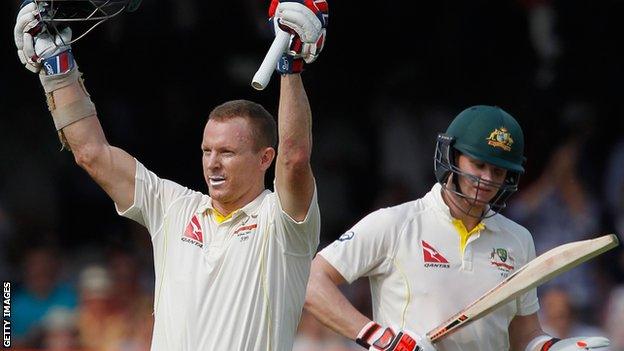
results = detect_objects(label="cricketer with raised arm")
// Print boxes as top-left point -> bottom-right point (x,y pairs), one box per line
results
14,0 -> 328,349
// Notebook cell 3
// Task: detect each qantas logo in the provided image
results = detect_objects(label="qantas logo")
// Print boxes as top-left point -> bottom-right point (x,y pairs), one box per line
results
182,215 -> 203,248
422,240 -> 450,268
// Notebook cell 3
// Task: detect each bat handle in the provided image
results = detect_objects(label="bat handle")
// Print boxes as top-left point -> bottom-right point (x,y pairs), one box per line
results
251,30 -> 291,91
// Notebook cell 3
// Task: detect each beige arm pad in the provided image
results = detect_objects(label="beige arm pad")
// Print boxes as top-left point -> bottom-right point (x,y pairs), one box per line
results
39,66 -> 81,93
39,66 -> 97,150
50,97 -> 96,130
40,67 -> 97,131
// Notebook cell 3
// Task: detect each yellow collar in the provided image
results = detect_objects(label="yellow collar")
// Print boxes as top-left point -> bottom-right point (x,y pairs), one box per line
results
452,219 -> 486,255
211,208 -> 238,224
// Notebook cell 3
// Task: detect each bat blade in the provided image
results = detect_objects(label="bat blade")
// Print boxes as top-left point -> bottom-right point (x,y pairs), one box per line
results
426,233 -> 619,343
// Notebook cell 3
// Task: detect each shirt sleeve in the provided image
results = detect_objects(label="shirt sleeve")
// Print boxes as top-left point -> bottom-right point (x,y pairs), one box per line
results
272,180 -> 321,256
319,208 -> 398,284
116,160 -> 196,237
516,232 -> 540,316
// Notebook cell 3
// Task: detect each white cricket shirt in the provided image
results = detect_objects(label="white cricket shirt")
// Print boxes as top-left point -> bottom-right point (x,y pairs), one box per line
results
118,161 -> 320,350
320,183 -> 539,351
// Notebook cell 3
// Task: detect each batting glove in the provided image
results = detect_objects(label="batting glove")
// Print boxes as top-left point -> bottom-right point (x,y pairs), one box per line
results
356,322 -> 436,351
537,336 -> 610,350
14,1 -> 75,75
269,0 -> 328,74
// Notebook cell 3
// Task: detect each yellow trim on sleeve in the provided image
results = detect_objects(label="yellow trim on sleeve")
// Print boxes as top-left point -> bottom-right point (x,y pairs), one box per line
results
154,217 -> 169,317
451,219 -> 485,255
392,259 -> 411,329
259,221 -> 273,349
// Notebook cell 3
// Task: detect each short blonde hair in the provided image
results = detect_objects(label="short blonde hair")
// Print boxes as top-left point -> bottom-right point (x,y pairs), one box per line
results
208,100 -> 277,150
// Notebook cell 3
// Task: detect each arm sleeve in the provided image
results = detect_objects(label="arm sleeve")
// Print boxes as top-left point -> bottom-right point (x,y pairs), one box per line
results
273,180 -> 321,256
318,208 -> 398,284
115,160 -> 196,237
516,233 -> 540,316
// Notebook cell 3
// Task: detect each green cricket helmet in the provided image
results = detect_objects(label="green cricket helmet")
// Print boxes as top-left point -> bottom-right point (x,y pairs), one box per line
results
434,105 -> 526,217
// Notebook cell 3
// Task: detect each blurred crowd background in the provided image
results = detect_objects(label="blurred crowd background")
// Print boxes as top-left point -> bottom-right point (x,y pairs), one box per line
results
2,0 -> 624,350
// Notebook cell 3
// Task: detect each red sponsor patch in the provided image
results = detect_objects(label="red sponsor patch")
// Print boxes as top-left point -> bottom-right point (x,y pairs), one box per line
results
422,240 -> 449,263
183,215 -> 203,244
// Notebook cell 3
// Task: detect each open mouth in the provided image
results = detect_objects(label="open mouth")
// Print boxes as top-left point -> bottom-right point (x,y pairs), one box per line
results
209,176 -> 226,186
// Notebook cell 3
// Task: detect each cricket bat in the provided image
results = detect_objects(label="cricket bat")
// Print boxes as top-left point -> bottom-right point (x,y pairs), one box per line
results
426,233 -> 619,343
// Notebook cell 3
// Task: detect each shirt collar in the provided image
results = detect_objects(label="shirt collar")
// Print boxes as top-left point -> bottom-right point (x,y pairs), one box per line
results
426,183 -> 501,232
196,189 -> 271,218
482,212 -> 501,232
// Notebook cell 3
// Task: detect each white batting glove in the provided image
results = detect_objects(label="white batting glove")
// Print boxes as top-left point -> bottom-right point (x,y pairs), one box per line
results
269,0 -> 328,74
545,337 -> 610,350
275,2 -> 323,44
14,1 -> 75,75
535,336 -> 610,350
14,1 -> 43,73
356,322 -> 436,351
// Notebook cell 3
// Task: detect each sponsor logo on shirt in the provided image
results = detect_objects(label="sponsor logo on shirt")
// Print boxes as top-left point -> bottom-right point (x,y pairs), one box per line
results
234,223 -> 257,242
422,240 -> 450,268
182,215 -> 203,248
338,231 -> 355,242
490,247 -> 515,277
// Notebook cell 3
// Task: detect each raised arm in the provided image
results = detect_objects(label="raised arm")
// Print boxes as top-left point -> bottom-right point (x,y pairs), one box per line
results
269,0 -> 328,221
275,75 -> 315,221
14,2 -> 136,211
53,83 -> 136,212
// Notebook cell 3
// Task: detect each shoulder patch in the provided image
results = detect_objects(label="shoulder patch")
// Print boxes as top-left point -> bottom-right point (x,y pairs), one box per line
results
338,231 -> 355,242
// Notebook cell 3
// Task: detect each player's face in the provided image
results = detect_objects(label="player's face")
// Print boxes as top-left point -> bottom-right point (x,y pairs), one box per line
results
456,154 -> 508,206
202,117 -> 274,213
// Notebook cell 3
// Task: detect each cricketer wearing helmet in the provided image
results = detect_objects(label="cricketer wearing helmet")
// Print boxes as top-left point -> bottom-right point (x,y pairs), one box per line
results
304,106 -> 610,351
14,0 -> 327,349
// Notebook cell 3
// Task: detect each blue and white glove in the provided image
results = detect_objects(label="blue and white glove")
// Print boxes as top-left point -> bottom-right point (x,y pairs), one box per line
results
356,322 -> 436,351
531,336 -> 610,351
14,1 -> 75,76
269,0 -> 328,74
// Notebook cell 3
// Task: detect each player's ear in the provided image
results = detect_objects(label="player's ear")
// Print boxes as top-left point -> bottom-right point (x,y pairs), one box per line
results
260,147 -> 276,171
453,152 -> 462,167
